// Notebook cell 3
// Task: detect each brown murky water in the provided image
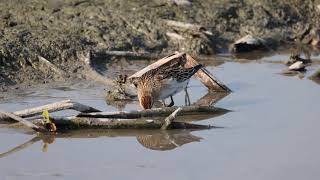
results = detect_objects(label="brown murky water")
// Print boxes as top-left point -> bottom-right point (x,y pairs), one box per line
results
1,50 -> 320,180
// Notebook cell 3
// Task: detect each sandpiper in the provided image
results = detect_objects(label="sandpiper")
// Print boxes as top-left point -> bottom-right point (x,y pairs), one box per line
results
130,63 -> 203,109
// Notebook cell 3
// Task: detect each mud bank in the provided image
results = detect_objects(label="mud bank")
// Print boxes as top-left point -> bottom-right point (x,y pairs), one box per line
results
1,0 -> 320,89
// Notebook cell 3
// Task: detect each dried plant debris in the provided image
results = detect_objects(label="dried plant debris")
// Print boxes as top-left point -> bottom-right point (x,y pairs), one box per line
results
105,74 -> 136,101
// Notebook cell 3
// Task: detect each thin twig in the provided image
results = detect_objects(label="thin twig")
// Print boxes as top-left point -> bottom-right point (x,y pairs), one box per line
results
161,107 -> 182,130
14,99 -> 100,118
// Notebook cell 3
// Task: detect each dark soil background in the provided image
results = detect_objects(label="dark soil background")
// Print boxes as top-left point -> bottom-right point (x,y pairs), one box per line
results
1,0 -> 320,90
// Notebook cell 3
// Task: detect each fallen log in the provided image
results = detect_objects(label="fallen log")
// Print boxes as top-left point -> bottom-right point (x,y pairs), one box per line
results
45,117 -> 212,130
77,106 -> 229,119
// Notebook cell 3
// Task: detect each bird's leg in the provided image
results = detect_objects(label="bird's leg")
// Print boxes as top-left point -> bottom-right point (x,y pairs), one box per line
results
167,96 -> 174,107
184,88 -> 191,106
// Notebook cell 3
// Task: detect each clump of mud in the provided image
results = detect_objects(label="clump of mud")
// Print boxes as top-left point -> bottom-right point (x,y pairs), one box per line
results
1,0 -> 320,89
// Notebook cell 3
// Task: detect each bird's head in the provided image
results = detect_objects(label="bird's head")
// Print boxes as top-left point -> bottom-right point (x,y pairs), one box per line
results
137,84 -> 154,109
130,77 -> 155,109
138,92 -> 153,109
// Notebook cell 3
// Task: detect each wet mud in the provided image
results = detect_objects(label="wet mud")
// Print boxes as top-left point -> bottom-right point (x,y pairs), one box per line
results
1,0 -> 320,90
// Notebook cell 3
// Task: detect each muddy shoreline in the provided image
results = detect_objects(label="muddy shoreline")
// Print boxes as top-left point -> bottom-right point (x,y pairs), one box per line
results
1,0 -> 320,90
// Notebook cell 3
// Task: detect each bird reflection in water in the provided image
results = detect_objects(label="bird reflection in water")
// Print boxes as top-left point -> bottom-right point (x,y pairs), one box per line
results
0,129 -> 206,158
136,130 -> 202,151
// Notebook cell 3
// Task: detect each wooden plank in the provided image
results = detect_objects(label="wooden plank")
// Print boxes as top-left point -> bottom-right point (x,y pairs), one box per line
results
185,54 -> 232,92
128,52 -> 186,78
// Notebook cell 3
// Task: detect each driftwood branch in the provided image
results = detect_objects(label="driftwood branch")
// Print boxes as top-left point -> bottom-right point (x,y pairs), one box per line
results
7,104 -> 228,130
77,106 -> 229,119
0,112 -> 46,132
129,52 -> 186,78
0,99 -> 101,121
185,54 -> 232,92
28,116 -> 212,130
16,99 -> 100,117
161,107 -> 182,130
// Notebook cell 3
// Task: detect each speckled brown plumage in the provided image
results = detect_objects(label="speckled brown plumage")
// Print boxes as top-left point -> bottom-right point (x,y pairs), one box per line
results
131,63 -> 203,109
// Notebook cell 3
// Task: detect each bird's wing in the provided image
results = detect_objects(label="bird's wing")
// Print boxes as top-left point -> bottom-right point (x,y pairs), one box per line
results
157,64 -> 203,82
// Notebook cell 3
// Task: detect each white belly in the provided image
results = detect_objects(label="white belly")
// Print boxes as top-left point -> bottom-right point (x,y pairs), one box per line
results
158,79 -> 189,100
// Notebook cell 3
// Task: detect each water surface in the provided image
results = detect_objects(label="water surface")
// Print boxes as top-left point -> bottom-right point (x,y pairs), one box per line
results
1,51 -> 320,180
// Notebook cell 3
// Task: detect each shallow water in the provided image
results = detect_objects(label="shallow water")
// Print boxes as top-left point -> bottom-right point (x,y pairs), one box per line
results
1,51 -> 320,180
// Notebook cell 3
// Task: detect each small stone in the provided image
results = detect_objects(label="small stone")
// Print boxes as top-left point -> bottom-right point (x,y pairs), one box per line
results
172,0 -> 191,6
230,35 -> 268,53
286,54 -> 311,66
288,61 -> 305,71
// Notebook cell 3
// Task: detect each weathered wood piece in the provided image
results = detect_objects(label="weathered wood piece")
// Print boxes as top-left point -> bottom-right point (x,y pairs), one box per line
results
161,107 -> 182,130
15,99 -> 100,117
0,112 -> 46,132
77,106 -> 229,119
129,52 -> 186,78
30,116 -> 212,130
0,99 -> 101,121
185,54 -> 232,92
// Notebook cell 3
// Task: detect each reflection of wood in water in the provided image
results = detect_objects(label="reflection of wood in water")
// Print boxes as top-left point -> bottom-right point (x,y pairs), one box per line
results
0,129 -> 206,158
